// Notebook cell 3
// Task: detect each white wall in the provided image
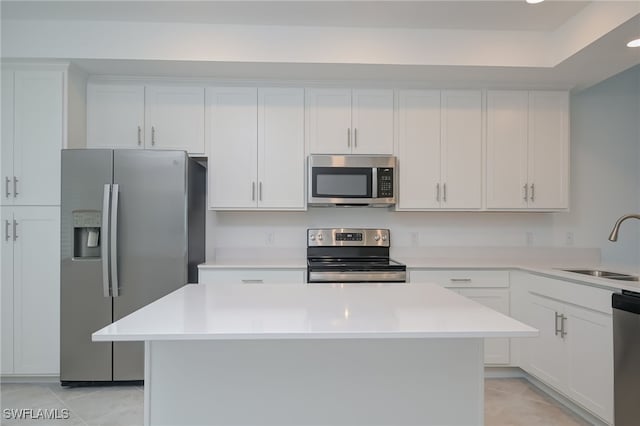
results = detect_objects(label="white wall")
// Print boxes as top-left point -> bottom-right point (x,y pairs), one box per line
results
552,65 -> 640,268
207,66 -> 640,268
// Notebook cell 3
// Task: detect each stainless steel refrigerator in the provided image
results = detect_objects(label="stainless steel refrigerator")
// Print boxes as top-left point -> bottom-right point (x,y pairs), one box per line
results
60,149 -> 205,385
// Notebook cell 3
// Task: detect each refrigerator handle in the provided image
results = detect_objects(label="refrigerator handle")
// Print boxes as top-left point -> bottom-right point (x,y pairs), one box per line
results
102,184 -> 111,297
110,184 -> 120,297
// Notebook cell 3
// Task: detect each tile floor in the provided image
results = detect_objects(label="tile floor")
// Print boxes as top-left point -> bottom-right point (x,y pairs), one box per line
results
1,378 -> 589,426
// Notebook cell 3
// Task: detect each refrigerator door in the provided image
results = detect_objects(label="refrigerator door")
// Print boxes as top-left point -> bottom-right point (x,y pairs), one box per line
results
60,149 -> 114,382
111,150 -> 189,380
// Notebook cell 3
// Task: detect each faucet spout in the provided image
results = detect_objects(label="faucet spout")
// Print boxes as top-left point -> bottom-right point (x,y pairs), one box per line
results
608,214 -> 640,241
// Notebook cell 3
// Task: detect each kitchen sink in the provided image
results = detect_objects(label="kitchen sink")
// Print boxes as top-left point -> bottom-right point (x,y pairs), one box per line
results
563,269 -> 639,281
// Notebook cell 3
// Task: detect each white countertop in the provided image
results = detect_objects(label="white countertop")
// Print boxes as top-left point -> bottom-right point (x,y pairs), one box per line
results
199,258 -> 306,269
93,282 -> 537,342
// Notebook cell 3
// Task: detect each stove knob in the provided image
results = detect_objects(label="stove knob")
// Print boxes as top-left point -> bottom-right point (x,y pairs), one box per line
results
374,235 -> 380,241
382,235 -> 388,241
310,235 -> 316,241
317,234 -> 323,241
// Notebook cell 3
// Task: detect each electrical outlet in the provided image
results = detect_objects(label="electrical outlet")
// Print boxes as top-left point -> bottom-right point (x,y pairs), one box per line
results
565,232 -> 574,246
266,232 -> 275,246
410,232 -> 419,247
526,232 -> 534,247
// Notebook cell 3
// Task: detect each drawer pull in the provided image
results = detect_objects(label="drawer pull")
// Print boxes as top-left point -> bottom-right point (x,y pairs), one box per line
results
450,278 -> 472,283
241,279 -> 264,284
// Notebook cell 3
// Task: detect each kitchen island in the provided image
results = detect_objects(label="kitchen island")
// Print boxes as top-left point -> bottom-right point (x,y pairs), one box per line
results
93,282 -> 537,426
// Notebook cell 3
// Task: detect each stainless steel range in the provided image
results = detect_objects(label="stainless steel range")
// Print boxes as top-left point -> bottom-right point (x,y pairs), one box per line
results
306,228 -> 407,283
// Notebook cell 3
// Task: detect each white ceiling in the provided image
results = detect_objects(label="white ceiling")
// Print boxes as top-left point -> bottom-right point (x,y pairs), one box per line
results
2,1 -> 591,31
2,1 -> 639,90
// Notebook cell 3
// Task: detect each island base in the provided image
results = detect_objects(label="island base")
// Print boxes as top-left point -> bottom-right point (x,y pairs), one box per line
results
144,338 -> 484,426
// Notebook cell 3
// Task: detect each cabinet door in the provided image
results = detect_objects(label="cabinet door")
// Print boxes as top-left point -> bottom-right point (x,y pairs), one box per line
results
13,71 -> 64,206
396,90 -> 441,209
522,293 -> 566,392
352,89 -> 394,154
486,91 -> 529,209
87,83 -> 145,149
257,88 -> 305,210
207,87 -> 258,209
145,86 -> 205,154
1,71 -> 14,206
440,90 -> 482,209
528,91 -> 569,209
13,206 -> 60,374
565,305 -> 613,423
1,208 -> 14,374
457,288 -> 511,364
306,88 -> 352,154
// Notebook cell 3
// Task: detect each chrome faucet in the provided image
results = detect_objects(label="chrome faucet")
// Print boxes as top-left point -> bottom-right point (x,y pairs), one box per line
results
608,214 -> 640,241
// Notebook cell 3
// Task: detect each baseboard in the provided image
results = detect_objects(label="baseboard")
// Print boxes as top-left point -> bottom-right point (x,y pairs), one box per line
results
486,367 -> 609,426
1,375 -> 60,384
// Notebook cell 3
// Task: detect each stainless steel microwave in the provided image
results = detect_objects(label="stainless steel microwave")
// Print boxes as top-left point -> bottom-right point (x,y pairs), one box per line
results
308,155 -> 397,207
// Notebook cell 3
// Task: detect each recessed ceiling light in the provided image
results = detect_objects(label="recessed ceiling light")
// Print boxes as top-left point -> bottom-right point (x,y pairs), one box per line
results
526,0 -> 545,4
627,39 -> 640,48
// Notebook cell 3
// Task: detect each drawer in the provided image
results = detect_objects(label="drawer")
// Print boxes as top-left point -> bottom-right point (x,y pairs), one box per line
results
409,269 -> 510,288
198,269 -> 305,284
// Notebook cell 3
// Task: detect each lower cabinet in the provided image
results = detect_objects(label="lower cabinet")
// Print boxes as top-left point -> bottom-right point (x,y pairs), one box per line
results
198,268 -> 306,284
1,206 -> 60,376
408,269 -> 511,365
513,272 -> 613,424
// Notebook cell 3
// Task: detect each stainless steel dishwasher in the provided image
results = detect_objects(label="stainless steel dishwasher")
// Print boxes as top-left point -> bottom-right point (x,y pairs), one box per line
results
612,290 -> 640,425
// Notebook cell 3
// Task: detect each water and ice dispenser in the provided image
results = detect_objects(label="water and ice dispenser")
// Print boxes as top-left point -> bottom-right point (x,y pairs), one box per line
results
72,210 -> 102,259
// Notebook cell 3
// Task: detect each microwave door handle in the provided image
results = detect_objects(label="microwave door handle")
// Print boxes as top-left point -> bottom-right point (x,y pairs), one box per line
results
372,167 -> 378,198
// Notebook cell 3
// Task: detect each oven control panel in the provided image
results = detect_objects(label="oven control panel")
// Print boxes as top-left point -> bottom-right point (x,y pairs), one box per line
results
307,228 -> 390,247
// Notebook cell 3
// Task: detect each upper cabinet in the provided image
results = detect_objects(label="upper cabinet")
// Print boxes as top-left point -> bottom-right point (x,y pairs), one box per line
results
396,90 -> 482,210
306,88 -> 394,155
1,69 -> 64,206
486,90 -> 569,210
86,82 -> 206,155
207,87 -> 305,210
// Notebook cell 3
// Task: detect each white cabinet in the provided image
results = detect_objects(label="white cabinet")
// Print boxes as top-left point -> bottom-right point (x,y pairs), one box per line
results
86,83 -> 206,155
1,206 -> 60,375
145,85 -> 205,154
208,87 -> 305,210
306,88 -> 393,155
1,69 -> 64,206
409,269 -> 510,364
198,268 -> 305,284
87,83 -> 145,149
396,90 -> 482,210
513,273 -> 613,424
486,90 -> 569,210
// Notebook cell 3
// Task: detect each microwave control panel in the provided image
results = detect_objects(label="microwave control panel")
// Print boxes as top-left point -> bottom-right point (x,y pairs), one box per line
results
377,168 -> 394,197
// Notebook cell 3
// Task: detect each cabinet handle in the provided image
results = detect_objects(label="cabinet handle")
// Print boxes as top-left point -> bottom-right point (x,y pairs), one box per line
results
354,128 -> 358,148
530,183 -> 535,202
12,220 -> 17,241
151,126 -> 156,146
347,128 -> 351,147
450,278 -> 472,283
443,183 -> 447,202
252,182 -> 256,201
560,314 -> 567,338
13,176 -> 18,198
4,220 -> 10,241
241,279 -> 264,284
554,311 -> 562,336
523,184 -> 528,202
436,183 -> 440,202
259,182 -> 263,201
5,177 -> 10,198
137,126 -> 142,146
